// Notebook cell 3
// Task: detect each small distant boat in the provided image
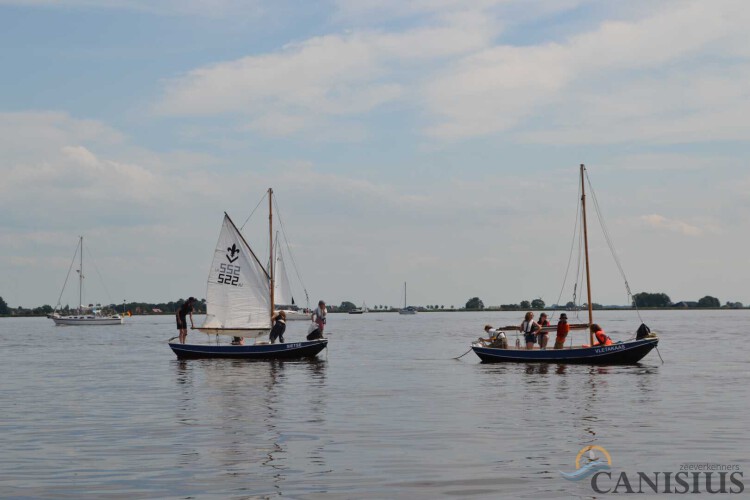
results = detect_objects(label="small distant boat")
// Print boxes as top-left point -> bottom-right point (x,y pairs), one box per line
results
398,282 -> 417,315
471,165 -> 658,364
348,303 -> 367,314
169,189 -> 327,360
50,236 -> 124,326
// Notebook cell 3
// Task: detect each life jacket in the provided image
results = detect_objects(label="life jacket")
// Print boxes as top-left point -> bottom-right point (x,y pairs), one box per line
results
594,330 -> 612,346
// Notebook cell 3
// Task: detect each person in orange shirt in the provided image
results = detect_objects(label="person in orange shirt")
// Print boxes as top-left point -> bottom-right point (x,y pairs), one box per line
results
554,313 -> 570,349
591,324 -> 613,346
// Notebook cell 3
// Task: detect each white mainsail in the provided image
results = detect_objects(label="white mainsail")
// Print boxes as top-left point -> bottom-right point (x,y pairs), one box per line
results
200,214 -> 272,332
274,245 -> 295,307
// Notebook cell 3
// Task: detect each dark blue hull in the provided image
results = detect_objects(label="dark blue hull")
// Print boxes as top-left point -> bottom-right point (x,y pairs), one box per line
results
169,339 -> 328,360
472,338 -> 658,365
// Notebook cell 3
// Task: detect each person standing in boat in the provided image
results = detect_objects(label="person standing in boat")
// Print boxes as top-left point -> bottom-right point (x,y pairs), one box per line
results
554,313 -> 570,349
590,324 -> 613,346
312,300 -> 327,334
537,312 -> 550,349
520,311 -> 540,350
176,297 -> 196,344
269,310 -> 287,344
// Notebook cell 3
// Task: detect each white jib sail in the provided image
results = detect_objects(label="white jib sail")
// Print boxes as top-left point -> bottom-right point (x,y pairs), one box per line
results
274,245 -> 294,307
201,214 -> 272,332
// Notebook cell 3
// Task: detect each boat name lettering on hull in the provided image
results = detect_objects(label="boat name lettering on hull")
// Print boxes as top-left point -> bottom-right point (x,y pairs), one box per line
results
594,344 -> 626,354
286,343 -> 302,349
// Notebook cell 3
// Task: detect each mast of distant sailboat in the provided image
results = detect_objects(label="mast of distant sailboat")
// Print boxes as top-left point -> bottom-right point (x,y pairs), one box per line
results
78,236 -> 84,312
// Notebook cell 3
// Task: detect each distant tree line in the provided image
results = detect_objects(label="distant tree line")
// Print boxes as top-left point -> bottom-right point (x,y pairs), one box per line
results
0,296 -> 206,317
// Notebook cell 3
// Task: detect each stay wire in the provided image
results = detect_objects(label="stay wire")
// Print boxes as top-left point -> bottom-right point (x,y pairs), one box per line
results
552,179 -> 583,322
585,171 -> 644,323
273,196 -> 310,308
85,245 -> 115,307
55,239 -> 80,311
240,192 -> 268,231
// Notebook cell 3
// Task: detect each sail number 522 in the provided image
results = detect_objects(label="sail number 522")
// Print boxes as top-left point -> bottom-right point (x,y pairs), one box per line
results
218,263 -> 240,286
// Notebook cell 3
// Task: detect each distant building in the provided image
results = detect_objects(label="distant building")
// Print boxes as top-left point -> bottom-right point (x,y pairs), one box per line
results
672,301 -> 699,308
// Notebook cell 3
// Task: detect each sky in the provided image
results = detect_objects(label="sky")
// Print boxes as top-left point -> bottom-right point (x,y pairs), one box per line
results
1,0 -> 749,310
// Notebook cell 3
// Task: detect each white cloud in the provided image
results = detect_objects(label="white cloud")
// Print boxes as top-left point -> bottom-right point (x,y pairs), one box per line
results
156,14 -> 499,136
424,0 -> 750,141
640,214 -> 703,236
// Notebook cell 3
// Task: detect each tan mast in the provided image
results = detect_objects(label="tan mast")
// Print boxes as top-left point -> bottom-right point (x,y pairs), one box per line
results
580,164 -> 594,345
269,188 -> 275,323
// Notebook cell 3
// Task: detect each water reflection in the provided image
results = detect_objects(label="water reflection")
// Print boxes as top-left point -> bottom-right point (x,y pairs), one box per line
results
171,358 -> 329,496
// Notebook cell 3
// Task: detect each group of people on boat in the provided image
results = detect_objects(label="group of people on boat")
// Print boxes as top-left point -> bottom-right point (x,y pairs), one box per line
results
175,296 -> 329,346
481,311 -> 612,350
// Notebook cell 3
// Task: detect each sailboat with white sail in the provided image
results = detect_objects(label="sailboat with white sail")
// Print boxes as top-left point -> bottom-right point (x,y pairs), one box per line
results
50,236 -> 124,326
168,189 -> 328,359
273,240 -> 310,321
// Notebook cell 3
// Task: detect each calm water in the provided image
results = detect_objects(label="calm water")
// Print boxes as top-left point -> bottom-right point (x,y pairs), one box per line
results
1,311 -> 748,499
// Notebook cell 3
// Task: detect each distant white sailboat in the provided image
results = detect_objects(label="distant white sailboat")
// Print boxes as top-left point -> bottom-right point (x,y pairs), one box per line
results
399,282 -> 417,315
50,236 -> 124,326
348,302 -> 367,314
273,233 -> 310,321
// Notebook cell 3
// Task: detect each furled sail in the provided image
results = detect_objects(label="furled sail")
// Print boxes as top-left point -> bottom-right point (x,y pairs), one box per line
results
274,245 -> 295,307
200,214 -> 272,332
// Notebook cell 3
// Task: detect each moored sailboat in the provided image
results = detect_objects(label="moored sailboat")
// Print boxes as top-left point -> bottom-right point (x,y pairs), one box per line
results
471,165 -> 658,364
50,236 -> 124,326
168,189 -> 327,359
398,282 -> 417,315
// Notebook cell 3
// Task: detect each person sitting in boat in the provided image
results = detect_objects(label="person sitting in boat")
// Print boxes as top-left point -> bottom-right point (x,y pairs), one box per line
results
481,325 -> 508,348
312,300 -> 327,334
537,312 -> 550,349
520,311 -> 540,350
176,297 -> 196,344
269,311 -> 287,344
591,324 -> 613,346
231,336 -> 244,345
554,313 -> 570,349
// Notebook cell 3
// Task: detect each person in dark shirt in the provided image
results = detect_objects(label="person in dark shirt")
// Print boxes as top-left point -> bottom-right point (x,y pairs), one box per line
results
176,297 -> 196,344
269,310 -> 287,344
537,312 -> 550,349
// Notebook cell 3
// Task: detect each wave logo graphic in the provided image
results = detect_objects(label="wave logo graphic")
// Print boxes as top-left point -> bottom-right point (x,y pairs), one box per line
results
560,445 -> 612,481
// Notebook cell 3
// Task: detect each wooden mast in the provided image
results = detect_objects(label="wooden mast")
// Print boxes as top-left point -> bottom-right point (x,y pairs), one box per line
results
580,164 -> 594,345
269,188 -> 275,322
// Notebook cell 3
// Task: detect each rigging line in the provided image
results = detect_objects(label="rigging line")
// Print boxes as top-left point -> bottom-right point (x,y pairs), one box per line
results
452,347 -> 474,360
553,178 -> 583,317
55,239 -> 80,311
273,196 -> 309,303
84,245 -> 115,306
240,191 -> 268,231
584,171 -> 644,323
574,212 -> 585,321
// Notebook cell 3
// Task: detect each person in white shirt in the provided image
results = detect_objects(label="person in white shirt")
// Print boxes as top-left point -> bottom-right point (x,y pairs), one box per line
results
312,300 -> 327,334
481,324 -> 508,348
